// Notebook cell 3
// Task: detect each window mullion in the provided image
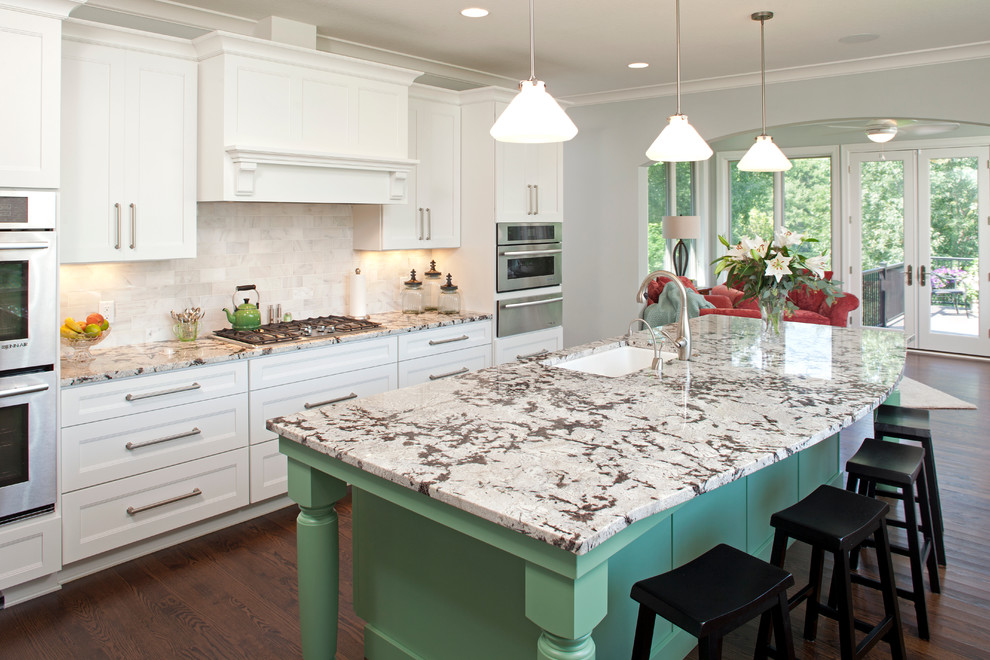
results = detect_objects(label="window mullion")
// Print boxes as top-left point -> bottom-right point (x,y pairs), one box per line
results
774,170 -> 785,232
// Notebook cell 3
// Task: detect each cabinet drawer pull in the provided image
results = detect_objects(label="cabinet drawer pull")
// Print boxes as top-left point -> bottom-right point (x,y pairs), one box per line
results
418,208 -> 424,240
304,392 -> 358,409
114,202 -> 121,250
129,202 -> 136,249
126,488 -> 202,515
125,382 -> 201,402
428,334 -> 469,346
516,349 -> 549,360
429,366 -> 469,381
126,427 -> 202,451
534,184 -> 539,215
0,383 -> 49,400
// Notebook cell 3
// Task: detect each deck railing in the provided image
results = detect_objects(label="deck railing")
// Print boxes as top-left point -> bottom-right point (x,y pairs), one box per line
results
862,263 -> 905,327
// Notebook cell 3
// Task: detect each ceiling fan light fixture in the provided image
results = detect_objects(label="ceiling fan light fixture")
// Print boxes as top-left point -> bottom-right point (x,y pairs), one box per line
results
866,125 -> 897,143
738,10 -> 791,173
645,0 -> 712,162
490,0 -> 577,143
646,114 -> 713,162
738,134 -> 792,171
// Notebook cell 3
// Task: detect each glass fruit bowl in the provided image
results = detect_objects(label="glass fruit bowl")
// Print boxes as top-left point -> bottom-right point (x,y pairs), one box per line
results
60,328 -> 111,361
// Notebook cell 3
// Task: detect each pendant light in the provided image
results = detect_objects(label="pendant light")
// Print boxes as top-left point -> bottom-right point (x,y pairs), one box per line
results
490,0 -> 577,143
645,0 -> 712,162
738,11 -> 792,172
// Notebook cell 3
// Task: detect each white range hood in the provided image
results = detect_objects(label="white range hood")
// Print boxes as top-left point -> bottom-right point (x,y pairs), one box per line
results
194,30 -> 421,204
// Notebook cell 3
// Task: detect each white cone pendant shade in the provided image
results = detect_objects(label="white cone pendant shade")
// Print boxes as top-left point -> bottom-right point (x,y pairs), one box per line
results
491,80 -> 578,143
738,134 -> 792,171
646,114 -> 713,162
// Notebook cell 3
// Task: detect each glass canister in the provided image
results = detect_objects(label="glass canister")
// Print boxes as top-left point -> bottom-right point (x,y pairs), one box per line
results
423,260 -> 442,311
401,269 -> 424,314
438,274 -> 461,315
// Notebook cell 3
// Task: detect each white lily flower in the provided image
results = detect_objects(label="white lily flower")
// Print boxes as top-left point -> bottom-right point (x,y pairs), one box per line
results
725,242 -> 748,261
765,253 -> 793,283
773,229 -> 805,248
741,236 -> 771,258
804,254 -> 828,279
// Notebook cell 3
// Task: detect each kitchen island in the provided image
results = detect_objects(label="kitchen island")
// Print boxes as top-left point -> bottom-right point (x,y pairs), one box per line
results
270,315 -> 905,660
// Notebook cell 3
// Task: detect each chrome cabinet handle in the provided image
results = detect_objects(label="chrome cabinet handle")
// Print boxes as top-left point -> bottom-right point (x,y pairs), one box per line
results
516,349 -> 549,360
127,488 -> 202,515
503,296 -> 563,309
114,202 -> 121,249
129,203 -> 136,249
304,392 -> 358,409
429,366 -> 469,381
905,264 -> 913,286
526,185 -> 534,215
418,208 -> 424,240
534,184 -> 539,215
920,264 -> 927,287
426,208 -> 432,240
125,382 -> 201,402
428,334 -> 469,345
501,249 -> 562,257
0,242 -> 48,250
0,383 -> 49,400
126,427 -> 201,451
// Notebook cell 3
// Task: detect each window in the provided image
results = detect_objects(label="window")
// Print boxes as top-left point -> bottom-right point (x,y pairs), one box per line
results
647,161 -> 696,272
727,155 -> 833,267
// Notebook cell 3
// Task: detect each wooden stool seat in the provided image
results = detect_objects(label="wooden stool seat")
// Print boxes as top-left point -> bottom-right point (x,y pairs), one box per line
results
846,438 -> 940,640
630,543 -> 795,660
874,403 -> 946,565
757,484 -> 905,660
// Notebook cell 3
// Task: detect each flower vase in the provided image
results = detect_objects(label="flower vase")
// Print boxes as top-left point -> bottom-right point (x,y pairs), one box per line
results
759,294 -> 787,337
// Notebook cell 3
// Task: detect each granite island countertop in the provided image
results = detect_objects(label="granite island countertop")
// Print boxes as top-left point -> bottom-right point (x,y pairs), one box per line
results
269,314 -> 905,555
60,311 -> 491,387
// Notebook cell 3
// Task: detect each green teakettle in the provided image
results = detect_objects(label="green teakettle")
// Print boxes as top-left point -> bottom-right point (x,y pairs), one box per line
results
222,284 -> 261,330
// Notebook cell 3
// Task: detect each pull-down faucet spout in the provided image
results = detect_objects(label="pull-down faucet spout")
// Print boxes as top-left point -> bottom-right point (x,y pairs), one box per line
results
635,270 -> 692,361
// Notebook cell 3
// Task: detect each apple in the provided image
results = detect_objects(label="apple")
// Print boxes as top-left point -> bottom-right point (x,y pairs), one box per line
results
86,313 -> 105,326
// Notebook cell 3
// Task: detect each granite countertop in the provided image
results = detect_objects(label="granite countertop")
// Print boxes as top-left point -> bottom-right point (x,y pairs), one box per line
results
60,311 -> 492,387
269,314 -> 905,555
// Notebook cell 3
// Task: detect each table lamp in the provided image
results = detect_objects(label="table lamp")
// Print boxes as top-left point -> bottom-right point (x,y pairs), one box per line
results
662,215 -> 700,277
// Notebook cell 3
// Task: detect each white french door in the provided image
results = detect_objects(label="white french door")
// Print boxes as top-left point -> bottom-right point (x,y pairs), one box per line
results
849,147 -> 990,356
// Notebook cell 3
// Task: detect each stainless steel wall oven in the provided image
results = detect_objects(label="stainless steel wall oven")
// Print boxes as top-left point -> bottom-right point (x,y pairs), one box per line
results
496,221 -> 562,293
0,191 -> 57,524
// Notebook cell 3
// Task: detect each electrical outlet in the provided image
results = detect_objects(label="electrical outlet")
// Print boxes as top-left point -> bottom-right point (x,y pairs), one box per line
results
99,301 -> 115,324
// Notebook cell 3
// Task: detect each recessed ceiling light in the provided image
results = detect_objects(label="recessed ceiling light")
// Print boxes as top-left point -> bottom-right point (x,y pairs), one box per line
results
628,62 -> 649,69
461,8 -> 489,18
839,33 -> 879,44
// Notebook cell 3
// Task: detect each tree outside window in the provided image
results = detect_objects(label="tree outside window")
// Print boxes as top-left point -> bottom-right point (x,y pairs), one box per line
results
647,161 -> 695,273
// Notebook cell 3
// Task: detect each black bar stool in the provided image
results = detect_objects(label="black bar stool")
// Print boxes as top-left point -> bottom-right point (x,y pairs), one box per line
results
756,484 -> 905,660
875,403 -> 946,565
845,437 -> 941,640
629,543 -> 795,660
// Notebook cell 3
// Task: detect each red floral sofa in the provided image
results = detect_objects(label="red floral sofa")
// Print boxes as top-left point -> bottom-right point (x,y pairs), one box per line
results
647,274 -> 860,328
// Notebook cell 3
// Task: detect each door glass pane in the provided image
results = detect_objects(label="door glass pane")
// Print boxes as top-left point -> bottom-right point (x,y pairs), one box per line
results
0,261 -> 29,342
783,157 -> 831,267
860,160 -> 905,328
928,156 -> 979,337
674,162 -> 695,215
729,163 -> 773,243
0,405 -> 29,489
647,162 -> 667,272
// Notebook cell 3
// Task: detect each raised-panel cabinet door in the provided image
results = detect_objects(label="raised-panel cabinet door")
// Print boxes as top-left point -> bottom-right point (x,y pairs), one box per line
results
125,51 -> 197,260
60,42 -> 127,263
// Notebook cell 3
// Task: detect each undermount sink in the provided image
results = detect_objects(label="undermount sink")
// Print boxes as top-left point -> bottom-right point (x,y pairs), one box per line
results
554,345 -> 677,378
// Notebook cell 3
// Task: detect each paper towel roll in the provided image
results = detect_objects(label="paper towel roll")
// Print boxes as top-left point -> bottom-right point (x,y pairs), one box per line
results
349,269 -> 367,318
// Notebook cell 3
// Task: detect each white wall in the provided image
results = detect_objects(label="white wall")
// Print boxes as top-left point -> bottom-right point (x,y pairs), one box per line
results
562,57 -> 990,347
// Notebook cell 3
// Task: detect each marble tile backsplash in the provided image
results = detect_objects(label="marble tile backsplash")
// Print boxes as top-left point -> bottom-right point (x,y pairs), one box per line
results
60,202 -> 432,347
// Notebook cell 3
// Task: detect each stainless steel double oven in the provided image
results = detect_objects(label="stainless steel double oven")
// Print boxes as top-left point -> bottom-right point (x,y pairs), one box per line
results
496,221 -> 563,337
0,191 -> 57,524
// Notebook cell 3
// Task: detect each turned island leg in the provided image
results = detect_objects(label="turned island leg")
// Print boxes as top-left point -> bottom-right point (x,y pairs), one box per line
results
286,455 -> 348,660
525,562 -> 608,660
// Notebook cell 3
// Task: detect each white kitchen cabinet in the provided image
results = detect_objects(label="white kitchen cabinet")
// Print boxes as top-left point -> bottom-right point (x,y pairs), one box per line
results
62,448 -> 249,563
496,127 -> 563,222
0,7 -> 64,189
353,89 -> 461,249
494,326 -> 564,365
396,321 -> 492,361
398,344 -> 492,388
0,513 -> 61,592
60,24 -> 197,263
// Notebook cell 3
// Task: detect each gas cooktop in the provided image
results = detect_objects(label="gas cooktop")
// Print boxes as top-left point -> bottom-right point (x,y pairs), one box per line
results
213,315 -> 381,346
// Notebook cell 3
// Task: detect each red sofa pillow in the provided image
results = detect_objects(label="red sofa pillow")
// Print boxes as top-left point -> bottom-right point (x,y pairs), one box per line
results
711,284 -> 746,307
646,276 -> 699,304
788,271 -> 834,315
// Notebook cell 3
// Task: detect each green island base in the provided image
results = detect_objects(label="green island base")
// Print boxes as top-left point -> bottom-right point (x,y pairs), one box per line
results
282,433 -> 841,660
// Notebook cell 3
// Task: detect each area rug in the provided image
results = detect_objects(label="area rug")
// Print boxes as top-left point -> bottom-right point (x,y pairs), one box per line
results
895,376 -> 978,410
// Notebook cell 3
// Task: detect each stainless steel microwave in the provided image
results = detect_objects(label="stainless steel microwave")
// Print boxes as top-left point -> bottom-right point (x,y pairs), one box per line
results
496,222 -> 562,293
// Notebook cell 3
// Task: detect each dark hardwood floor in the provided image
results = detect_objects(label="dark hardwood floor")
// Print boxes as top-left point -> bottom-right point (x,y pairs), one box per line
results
1,351 -> 986,659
